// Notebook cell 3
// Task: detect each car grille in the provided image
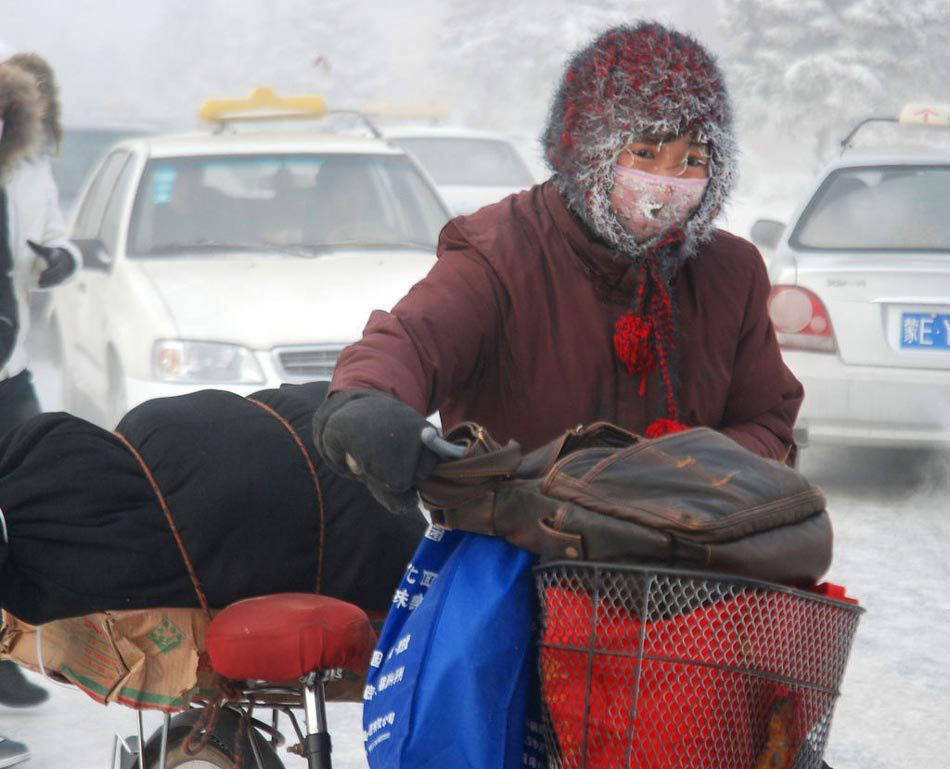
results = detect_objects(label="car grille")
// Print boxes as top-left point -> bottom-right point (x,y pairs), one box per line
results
274,344 -> 346,382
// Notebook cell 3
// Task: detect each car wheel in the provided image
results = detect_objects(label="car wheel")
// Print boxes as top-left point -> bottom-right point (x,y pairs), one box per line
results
106,350 -> 128,428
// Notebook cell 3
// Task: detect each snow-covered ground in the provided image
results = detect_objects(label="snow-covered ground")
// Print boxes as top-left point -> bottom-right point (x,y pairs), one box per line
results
3,358 -> 949,768
802,445 -> 950,769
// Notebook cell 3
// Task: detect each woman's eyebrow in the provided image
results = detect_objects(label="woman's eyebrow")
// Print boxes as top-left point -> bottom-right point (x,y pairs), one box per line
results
634,133 -> 676,144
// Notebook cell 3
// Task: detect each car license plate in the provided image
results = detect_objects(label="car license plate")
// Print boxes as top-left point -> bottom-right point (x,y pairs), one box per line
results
901,312 -> 950,349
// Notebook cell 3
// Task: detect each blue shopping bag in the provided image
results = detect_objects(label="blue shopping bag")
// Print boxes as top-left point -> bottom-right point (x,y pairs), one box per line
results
362,525 -> 546,769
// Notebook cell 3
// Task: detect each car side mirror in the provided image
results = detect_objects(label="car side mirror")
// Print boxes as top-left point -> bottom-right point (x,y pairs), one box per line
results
750,219 -> 785,250
71,238 -> 113,271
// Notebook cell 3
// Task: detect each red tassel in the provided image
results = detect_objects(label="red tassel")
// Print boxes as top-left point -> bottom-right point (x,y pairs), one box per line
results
645,418 -> 690,439
613,311 -> 656,395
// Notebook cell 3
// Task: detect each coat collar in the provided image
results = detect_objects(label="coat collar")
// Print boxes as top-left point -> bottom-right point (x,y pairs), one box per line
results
541,180 -> 643,297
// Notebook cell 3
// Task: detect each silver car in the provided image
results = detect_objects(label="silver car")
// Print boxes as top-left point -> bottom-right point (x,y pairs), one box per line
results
754,137 -> 950,450
383,126 -> 537,215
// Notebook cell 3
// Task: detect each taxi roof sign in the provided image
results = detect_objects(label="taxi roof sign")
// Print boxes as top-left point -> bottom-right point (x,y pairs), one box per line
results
199,87 -> 327,125
898,104 -> 950,127
840,103 -> 950,153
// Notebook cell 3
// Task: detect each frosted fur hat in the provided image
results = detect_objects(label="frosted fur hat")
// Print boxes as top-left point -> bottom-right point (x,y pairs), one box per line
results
0,61 -> 42,179
543,21 -> 738,262
5,53 -> 62,153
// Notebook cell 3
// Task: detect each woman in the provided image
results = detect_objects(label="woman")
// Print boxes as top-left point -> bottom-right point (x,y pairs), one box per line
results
312,22 -> 803,514
0,49 -> 79,768
0,52 -> 79,437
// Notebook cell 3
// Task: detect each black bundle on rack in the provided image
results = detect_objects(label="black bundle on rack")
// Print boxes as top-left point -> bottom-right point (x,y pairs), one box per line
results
0,381 -> 424,625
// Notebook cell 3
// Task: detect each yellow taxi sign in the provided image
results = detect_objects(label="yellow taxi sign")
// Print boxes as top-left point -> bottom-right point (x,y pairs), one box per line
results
898,104 -> 950,127
199,87 -> 327,124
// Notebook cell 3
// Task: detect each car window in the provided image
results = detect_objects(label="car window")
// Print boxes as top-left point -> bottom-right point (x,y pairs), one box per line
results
386,158 -> 454,241
51,128 -> 149,209
73,151 -> 129,239
391,137 -> 534,187
98,156 -> 137,255
790,166 -> 950,251
126,153 -> 449,257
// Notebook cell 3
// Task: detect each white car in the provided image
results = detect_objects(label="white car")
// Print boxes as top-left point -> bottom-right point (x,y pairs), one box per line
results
51,129 -> 450,426
754,106 -> 950,449
383,125 -> 537,215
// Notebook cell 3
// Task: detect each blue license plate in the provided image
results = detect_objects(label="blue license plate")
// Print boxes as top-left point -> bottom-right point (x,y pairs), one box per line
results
901,312 -> 950,349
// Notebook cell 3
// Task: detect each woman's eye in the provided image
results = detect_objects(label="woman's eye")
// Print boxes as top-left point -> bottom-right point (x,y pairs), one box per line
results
687,155 -> 708,167
629,148 -> 655,160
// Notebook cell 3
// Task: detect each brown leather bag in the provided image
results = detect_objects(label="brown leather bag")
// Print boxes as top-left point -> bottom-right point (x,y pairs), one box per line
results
419,423 -> 831,584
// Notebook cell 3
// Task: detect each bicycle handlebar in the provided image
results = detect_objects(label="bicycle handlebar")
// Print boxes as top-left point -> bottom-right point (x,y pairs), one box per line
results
344,425 -> 465,478
420,426 -> 467,459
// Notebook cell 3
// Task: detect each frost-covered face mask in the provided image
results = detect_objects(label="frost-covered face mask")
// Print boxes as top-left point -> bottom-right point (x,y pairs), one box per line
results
610,165 -> 709,242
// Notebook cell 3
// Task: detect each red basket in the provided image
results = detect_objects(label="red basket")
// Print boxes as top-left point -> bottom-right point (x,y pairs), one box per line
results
534,563 -> 863,769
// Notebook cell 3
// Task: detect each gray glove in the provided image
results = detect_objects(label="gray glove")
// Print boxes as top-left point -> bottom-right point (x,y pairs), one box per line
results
313,389 -> 439,515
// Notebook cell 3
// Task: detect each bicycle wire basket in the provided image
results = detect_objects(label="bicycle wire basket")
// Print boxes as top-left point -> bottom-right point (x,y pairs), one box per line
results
534,562 -> 863,769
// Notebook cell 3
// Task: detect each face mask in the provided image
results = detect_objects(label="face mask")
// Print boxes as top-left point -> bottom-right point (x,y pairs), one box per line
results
610,165 -> 709,241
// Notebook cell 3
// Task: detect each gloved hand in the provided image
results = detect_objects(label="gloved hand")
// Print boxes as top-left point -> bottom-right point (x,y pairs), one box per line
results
27,240 -> 77,288
313,389 -> 439,515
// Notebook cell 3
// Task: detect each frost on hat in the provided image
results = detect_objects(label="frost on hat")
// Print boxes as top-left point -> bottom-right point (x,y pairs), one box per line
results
0,61 -> 42,178
542,21 -> 738,261
6,52 -> 62,152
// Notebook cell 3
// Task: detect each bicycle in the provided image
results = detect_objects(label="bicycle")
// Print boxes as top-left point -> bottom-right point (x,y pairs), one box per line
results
103,561 -> 860,769
104,426 -> 862,769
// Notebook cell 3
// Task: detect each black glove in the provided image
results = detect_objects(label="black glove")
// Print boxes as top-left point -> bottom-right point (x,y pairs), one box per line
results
27,240 -> 77,288
313,389 -> 439,515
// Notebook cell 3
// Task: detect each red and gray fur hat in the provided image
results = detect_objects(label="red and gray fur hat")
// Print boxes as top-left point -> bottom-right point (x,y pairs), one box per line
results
544,22 -> 739,437
543,21 -> 737,265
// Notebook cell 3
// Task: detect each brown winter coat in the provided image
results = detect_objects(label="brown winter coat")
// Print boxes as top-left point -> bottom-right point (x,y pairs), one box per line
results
330,181 -> 803,462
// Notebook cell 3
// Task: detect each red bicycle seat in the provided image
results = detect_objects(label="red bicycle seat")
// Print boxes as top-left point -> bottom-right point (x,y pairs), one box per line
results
205,593 -> 377,682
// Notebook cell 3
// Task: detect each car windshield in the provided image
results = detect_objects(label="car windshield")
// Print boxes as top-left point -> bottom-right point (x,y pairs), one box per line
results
127,153 -> 449,256
390,137 -> 534,187
790,165 -> 950,251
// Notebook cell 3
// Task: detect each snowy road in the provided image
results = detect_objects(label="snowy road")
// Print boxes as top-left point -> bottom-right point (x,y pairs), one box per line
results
802,446 -> 950,769
2,360 -> 948,768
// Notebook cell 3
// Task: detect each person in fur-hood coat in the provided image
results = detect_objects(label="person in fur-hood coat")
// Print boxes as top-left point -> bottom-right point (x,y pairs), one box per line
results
311,21 -> 804,515
0,54 -> 80,436
0,52 -> 85,740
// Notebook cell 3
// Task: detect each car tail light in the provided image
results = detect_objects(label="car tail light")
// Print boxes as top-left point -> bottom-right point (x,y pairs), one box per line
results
767,285 -> 836,353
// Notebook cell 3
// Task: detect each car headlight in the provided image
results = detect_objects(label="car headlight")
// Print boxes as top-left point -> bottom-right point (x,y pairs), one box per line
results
152,340 -> 265,384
